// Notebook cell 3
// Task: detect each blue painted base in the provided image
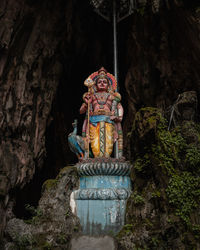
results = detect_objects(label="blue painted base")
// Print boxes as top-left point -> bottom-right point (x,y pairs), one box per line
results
76,199 -> 127,235
79,175 -> 131,189
72,175 -> 131,235
71,160 -> 132,235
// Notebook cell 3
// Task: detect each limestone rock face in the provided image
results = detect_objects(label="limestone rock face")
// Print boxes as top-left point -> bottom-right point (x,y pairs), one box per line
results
123,1 -> 200,156
0,0 -> 72,236
3,167 -> 80,249
116,94 -> 200,249
166,91 -> 198,127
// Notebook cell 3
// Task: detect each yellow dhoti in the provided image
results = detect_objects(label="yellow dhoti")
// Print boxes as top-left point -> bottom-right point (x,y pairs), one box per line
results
89,121 -> 114,158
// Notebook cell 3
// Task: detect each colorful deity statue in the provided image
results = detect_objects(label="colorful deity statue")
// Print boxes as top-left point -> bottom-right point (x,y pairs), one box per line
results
79,67 -> 123,158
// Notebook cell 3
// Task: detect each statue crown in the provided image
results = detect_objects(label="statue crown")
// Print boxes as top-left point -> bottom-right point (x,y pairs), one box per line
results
98,67 -> 107,78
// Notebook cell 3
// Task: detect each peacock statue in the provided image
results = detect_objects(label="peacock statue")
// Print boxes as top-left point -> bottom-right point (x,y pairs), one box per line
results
68,119 -> 85,160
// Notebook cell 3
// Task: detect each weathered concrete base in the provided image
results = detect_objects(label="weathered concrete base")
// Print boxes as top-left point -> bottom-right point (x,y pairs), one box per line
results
76,199 -> 126,235
71,175 -> 131,235
71,159 -> 132,236
70,236 -> 116,250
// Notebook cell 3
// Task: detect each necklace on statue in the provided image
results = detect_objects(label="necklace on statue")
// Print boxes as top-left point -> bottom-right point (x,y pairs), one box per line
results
95,93 -> 109,109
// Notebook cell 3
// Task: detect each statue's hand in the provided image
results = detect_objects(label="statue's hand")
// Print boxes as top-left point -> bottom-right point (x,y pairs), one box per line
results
83,93 -> 92,104
110,116 -> 117,121
110,116 -> 122,122
80,103 -> 87,114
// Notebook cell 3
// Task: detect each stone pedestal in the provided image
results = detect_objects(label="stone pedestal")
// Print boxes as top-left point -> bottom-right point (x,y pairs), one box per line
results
70,236 -> 116,250
70,158 -> 132,235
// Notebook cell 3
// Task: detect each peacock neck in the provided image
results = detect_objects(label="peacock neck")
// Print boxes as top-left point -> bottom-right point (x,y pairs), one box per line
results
73,126 -> 77,135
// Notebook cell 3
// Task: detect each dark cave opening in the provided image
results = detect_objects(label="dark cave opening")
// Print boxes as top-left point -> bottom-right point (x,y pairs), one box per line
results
13,0 -> 131,219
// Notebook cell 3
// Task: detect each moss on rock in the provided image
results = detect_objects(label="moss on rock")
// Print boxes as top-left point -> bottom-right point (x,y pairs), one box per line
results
4,166 -> 80,249
42,179 -> 58,192
116,106 -> 200,249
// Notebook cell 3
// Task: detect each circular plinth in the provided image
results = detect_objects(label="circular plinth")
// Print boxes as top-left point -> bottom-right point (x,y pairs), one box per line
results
76,158 -> 132,176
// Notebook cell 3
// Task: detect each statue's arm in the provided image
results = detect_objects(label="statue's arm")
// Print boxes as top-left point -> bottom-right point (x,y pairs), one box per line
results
80,92 -> 92,114
80,103 -> 87,114
117,102 -> 123,122
110,92 -> 123,122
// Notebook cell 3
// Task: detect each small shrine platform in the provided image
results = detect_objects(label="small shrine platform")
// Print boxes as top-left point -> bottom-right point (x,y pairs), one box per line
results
70,158 -> 132,235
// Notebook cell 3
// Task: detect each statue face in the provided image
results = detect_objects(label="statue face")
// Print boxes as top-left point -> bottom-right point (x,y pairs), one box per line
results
96,78 -> 108,92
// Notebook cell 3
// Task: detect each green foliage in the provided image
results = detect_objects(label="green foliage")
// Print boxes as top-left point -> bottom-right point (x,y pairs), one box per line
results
42,241 -> 53,250
56,233 -> 68,244
136,7 -> 145,16
151,236 -> 160,247
133,108 -> 185,176
143,218 -> 153,228
14,233 -> 36,249
107,230 -> 115,236
152,126 -> 186,175
166,172 -> 200,225
134,154 -> 151,173
151,190 -> 161,198
130,191 -> 145,205
191,224 -> 200,239
25,204 -> 42,217
116,224 -> 134,239
130,107 -> 163,137
185,145 -> 200,170
196,7 -> 200,13
42,179 -> 58,192
65,208 -> 70,218
126,107 -> 200,246
155,119 -> 200,237
73,226 -> 79,232
126,131 -> 132,138
123,224 -> 134,231
195,123 -> 200,134
56,166 -> 77,180
24,204 -> 43,225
